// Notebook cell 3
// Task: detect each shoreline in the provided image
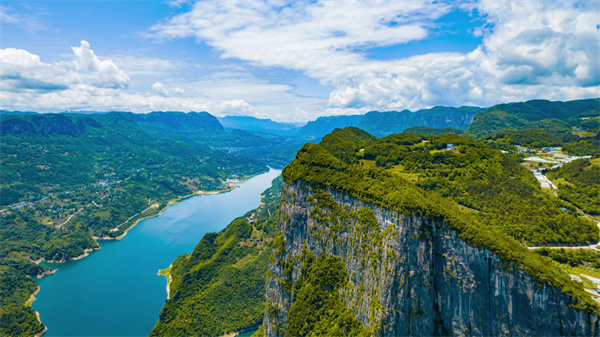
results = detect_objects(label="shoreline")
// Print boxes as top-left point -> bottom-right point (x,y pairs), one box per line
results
93,186 -> 239,242
27,286 -> 47,337
43,247 -> 101,264
219,325 -> 261,337
157,263 -> 173,300
28,168 -> 271,336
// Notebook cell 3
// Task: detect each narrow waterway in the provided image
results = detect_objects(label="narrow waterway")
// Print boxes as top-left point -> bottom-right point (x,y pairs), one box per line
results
33,168 -> 281,336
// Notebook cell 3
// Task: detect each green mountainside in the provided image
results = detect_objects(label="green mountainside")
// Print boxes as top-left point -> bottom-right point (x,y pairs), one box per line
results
403,126 -> 465,136
547,158 -> 600,215
264,128 -> 598,335
359,130 -> 597,245
296,106 -> 481,140
151,124 -> 599,337
133,111 -> 307,168
467,98 -> 599,139
0,112 -> 267,337
2,98 -> 598,336
150,176 -> 282,337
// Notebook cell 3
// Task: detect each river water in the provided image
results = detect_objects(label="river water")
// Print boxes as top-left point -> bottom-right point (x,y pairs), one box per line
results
33,168 -> 281,336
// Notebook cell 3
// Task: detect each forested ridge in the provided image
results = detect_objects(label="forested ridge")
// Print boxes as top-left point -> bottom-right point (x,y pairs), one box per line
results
276,128 -> 600,331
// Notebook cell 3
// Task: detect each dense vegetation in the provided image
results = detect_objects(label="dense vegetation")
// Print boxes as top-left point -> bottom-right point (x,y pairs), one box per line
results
150,176 -> 282,336
403,126 -> 465,136
357,132 -> 597,245
281,130 -> 600,316
0,112 -> 267,337
535,248 -> 600,269
467,98 -> 599,139
547,158 -> 600,215
481,129 -> 562,150
2,98 -> 598,336
285,249 -> 369,337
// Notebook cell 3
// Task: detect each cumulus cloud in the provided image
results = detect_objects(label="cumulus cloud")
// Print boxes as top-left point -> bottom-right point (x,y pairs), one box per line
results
0,82 -> 256,116
151,0 -> 600,114
71,41 -> 129,88
0,42 -> 257,116
0,40 -> 129,92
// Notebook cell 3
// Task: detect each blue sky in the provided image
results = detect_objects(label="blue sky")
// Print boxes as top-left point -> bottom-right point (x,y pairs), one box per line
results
1,0 -> 598,121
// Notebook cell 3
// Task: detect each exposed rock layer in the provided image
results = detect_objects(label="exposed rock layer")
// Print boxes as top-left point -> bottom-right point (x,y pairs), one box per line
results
263,180 -> 600,336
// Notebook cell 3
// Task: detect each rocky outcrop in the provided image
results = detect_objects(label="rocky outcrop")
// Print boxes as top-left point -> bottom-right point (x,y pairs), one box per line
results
263,180 -> 600,336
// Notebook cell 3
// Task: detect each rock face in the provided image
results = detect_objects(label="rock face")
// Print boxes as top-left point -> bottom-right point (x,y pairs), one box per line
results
263,180 -> 600,336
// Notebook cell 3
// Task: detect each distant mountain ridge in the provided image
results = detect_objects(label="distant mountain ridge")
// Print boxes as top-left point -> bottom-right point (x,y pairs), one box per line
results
467,98 -> 599,138
296,106 -> 482,139
218,116 -> 303,136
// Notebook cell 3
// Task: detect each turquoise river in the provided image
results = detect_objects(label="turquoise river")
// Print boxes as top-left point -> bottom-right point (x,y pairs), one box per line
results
33,168 -> 281,336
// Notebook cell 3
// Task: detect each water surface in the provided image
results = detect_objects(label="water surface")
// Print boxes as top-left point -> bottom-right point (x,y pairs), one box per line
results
33,168 -> 281,336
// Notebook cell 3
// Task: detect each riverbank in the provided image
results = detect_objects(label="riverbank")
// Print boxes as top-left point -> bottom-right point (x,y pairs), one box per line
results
25,286 -> 47,337
30,168 -> 278,337
158,264 -> 173,300
44,247 -> 101,264
92,185 -> 239,242
219,326 -> 260,337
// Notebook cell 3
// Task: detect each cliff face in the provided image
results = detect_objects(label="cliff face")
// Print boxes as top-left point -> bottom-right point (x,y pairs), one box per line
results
263,180 -> 599,336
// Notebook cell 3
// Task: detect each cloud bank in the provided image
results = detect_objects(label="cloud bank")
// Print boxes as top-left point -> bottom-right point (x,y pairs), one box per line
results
151,0 -> 599,113
1,1 -> 597,120
0,41 -> 257,115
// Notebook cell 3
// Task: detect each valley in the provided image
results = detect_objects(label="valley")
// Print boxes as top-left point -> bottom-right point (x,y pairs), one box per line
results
1,98 -> 599,336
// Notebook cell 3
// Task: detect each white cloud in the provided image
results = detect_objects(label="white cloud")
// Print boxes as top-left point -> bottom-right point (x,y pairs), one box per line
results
152,0 -> 600,114
0,42 -> 257,116
0,41 -> 129,91
152,81 -> 185,96
0,41 -> 325,121
0,83 -> 256,116
71,41 -> 130,88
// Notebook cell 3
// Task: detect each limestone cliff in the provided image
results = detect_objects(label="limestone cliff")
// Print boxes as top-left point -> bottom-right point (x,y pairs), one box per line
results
260,141 -> 600,336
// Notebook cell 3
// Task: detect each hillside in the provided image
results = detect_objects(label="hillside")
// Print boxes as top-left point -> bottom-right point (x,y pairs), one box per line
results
0,112 -> 267,337
259,128 -> 600,336
547,158 -> 600,215
150,176 -> 282,336
148,127 -> 600,337
467,98 -> 599,138
357,106 -> 480,137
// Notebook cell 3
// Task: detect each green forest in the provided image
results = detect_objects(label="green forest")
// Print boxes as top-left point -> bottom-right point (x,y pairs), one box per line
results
342,130 -> 597,245
547,159 -> 600,215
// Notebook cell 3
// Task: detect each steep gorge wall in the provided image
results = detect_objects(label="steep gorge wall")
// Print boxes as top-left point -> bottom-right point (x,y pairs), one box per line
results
263,180 -> 599,336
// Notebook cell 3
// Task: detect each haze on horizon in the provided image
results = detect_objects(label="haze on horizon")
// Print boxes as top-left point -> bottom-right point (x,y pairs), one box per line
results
1,0 -> 598,122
